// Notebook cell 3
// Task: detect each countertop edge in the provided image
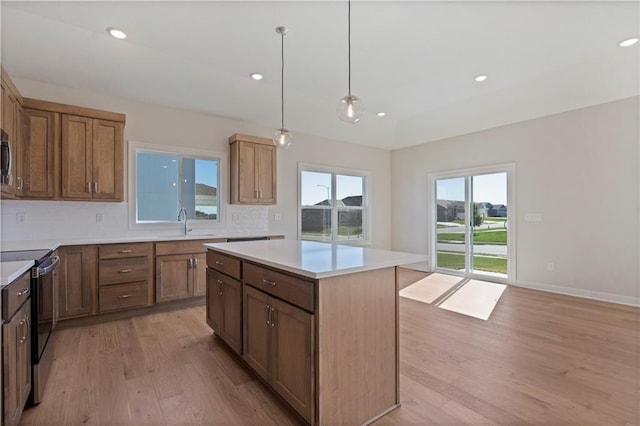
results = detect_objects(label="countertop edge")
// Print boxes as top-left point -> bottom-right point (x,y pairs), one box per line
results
1,260 -> 34,288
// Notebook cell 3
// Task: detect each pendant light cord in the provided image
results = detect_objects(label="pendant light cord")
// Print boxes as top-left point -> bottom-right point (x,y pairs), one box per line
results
348,0 -> 352,97
281,30 -> 285,130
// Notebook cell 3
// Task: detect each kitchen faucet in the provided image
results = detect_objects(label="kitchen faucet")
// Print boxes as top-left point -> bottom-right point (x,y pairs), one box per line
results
177,207 -> 192,236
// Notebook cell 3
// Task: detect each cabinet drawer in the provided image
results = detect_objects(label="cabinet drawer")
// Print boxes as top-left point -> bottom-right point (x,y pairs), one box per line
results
156,239 -> 226,256
243,263 -> 314,312
99,243 -> 151,259
206,250 -> 241,280
2,270 -> 32,319
99,281 -> 148,313
99,257 -> 148,285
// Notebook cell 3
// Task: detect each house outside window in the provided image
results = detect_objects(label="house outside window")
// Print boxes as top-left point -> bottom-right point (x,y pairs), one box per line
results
135,149 -> 220,222
299,164 -> 370,243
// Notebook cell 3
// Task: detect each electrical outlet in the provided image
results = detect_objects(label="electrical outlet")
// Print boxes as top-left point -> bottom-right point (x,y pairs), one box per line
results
274,213 -> 282,221
16,212 -> 26,224
96,213 -> 105,224
547,262 -> 555,272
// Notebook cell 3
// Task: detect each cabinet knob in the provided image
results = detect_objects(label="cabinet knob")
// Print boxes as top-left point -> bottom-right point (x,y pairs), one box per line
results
119,249 -> 133,254
119,269 -> 132,273
215,260 -> 224,266
17,288 -> 30,296
117,294 -> 132,299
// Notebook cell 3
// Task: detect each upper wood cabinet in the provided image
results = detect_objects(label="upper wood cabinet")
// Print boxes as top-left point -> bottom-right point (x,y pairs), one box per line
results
20,108 -> 59,198
229,133 -> 276,205
61,114 -> 123,201
1,67 -> 23,198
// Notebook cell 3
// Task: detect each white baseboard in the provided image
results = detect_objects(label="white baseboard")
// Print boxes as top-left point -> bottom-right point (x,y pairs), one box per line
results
400,265 -> 640,307
515,279 -> 640,307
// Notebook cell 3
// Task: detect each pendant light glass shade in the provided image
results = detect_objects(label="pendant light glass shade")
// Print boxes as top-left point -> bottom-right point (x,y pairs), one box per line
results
337,0 -> 363,123
337,94 -> 362,123
273,26 -> 292,149
273,128 -> 292,149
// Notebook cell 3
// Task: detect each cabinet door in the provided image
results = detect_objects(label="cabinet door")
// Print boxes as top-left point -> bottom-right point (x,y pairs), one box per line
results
243,285 -> 270,381
61,114 -> 93,199
222,274 -> 242,354
58,245 -> 95,319
237,141 -> 258,203
193,253 -> 207,297
21,109 -> 58,198
92,119 -> 123,200
155,254 -> 193,303
16,302 -> 31,416
270,297 -> 314,423
1,84 -> 17,196
3,301 -> 31,426
206,268 -> 223,334
255,144 -> 276,204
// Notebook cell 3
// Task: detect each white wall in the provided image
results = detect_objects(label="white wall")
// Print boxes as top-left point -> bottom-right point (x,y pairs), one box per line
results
0,78 -> 392,248
391,96 -> 640,305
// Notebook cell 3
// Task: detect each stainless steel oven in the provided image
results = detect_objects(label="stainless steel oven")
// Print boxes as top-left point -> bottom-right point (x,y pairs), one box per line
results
1,129 -> 11,185
1,249 -> 59,405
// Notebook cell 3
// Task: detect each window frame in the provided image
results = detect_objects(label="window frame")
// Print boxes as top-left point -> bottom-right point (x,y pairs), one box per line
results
128,140 -> 227,232
298,162 -> 371,245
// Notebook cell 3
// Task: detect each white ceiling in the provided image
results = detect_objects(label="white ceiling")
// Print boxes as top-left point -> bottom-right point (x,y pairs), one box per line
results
1,1 -> 638,150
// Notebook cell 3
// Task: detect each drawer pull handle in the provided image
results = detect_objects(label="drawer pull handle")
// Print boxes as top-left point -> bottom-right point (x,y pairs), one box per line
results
262,279 -> 276,287
215,260 -> 224,266
119,249 -> 132,253
117,294 -> 132,299
17,288 -> 30,296
119,269 -> 132,273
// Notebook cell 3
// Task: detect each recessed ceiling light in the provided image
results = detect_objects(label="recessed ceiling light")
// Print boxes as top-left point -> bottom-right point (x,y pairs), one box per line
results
107,27 -> 127,39
474,74 -> 488,82
250,73 -> 263,81
619,37 -> 638,47
376,112 -> 386,117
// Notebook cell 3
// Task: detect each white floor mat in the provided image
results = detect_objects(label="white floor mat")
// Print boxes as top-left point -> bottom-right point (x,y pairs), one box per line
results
437,279 -> 506,320
399,273 -> 464,304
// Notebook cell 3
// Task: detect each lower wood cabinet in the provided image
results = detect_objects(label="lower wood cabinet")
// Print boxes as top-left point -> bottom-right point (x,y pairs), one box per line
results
243,284 -> 314,423
2,271 -> 32,426
206,268 -> 242,354
155,253 -> 206,303
58,245 -> 96,319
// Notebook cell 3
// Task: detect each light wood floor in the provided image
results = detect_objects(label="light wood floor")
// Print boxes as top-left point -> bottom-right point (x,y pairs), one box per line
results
21,269 -> 640,425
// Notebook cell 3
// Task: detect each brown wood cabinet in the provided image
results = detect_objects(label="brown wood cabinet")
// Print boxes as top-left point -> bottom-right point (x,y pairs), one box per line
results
20,108 -> 59,198
1,68 -> 22,198
58,245 -> 96,319
229,133 -> 276,205
155,240 -> 222,303
61,114 -> 123,201
98,243 -> 153,313
206,268 -> 242,354
243,284 -> 313,423
2,270 -> 32,426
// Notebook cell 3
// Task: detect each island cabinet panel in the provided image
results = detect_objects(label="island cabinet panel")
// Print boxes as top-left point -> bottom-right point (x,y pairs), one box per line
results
205,250 -> 240,280
242,285 -> 270,380
317,267 -> 398,425
206,268 -> 242,354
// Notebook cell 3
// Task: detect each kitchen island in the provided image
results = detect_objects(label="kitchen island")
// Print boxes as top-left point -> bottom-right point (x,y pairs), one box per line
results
204,239 -> 426,425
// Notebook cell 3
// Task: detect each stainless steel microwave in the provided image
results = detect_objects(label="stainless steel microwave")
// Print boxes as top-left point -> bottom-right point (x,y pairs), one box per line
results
1,129 -> 10,185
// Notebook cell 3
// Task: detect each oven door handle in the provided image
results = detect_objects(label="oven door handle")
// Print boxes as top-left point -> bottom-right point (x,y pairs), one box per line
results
37,256 -> 60,276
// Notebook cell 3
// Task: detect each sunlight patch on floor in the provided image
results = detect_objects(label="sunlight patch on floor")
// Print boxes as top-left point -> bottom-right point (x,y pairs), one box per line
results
399,273 -> 464,304
437,279 -> 506,320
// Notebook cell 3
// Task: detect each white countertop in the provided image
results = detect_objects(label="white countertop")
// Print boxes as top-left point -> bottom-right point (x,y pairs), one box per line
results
1,234 -> 281,253
204,240 -> 427,279
1,261 -> 34,288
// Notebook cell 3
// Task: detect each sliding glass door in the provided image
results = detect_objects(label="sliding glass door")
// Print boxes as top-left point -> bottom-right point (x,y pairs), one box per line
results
434,166 -> 513,281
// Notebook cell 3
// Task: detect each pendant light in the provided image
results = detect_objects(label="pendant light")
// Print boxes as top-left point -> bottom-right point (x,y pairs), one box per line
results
337,0 -> 362,123
273,26 -> 292,149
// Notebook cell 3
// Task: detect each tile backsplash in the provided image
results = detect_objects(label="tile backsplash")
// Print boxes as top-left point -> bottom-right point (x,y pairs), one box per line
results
0,200 -> 269,242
